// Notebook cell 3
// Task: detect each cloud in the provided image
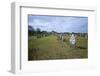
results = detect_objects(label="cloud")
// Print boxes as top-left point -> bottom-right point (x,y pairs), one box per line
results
28,15 -> 88,33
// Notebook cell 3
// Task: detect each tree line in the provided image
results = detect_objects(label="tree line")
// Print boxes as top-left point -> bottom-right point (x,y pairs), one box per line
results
28,25 -> 88,38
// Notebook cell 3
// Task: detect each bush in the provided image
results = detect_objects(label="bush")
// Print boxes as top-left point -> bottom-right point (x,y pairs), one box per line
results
63,38 -> 67,42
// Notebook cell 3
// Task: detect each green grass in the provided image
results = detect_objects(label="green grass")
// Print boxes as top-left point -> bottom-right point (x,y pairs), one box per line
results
28,35 -> 88,60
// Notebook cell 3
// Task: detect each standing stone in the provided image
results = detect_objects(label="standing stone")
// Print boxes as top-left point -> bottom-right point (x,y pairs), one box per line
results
69,34 -> 76,47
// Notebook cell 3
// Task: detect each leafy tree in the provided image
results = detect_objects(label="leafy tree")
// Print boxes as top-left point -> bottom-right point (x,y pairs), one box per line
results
28,25 -> 35,36
36,28 -> 41,34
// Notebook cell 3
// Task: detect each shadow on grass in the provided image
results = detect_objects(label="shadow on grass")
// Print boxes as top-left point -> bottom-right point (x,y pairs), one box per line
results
76,46 -> 87,49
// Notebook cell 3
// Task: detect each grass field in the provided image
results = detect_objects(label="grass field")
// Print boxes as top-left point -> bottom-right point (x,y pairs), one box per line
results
28,35 -> 88,60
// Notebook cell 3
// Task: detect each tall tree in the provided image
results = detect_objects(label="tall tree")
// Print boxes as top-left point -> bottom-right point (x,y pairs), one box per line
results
36,28 -> 41,34
28,25 -> 35,36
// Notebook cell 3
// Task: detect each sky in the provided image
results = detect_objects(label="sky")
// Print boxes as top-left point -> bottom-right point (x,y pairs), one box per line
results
28,15 -> 88,33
